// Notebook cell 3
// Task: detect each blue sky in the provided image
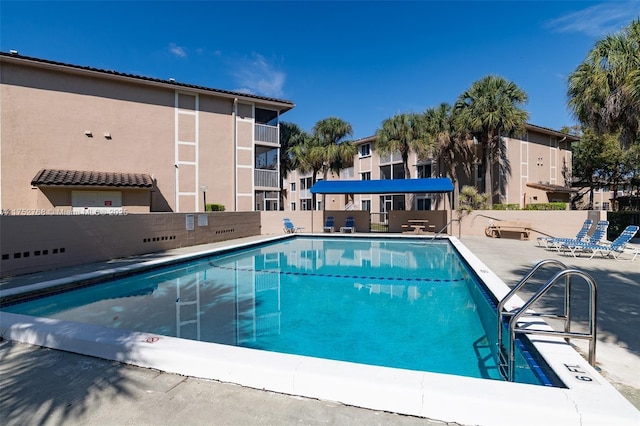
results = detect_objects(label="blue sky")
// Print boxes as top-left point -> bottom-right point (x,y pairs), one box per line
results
2,1 -> 639,139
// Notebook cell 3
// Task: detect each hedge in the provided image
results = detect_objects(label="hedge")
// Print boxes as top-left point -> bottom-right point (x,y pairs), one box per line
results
205,203 -> 225,211
523,202 -> 566,211
492,204 -> 520,210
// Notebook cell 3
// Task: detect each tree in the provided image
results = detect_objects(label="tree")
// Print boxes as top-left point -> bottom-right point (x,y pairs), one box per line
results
571,129 -> 636,210
375,113 -> 433,209
568,18 -> 640,149
289,117 -> 356,210
279,122 -> 306,209
312,117 -> 357,183
423,103 -> 474,209
454,75 -> 529,206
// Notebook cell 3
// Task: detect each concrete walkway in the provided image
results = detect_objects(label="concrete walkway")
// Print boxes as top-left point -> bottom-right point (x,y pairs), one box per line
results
1,234 -> 638,425
459,235 -> 640,408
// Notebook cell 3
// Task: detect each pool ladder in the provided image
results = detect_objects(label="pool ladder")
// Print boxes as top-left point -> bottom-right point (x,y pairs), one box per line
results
496,259 -> 598,382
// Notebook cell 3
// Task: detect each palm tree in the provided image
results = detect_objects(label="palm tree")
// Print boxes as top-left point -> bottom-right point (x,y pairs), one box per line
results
454,75 -> 529,206
423,103 -> 474,209
289,117 -> 356,210
568,18 -> 640,149
375,113 -> 433,209
288,136 -> 322,210
312,117 -> 357,183
279,122 -> 306,209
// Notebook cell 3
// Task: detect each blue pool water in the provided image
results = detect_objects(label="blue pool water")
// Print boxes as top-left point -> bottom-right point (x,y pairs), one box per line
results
2,236 -> 554,384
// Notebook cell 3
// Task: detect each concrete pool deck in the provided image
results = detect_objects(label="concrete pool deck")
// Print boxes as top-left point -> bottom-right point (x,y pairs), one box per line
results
1,234 -> 639,425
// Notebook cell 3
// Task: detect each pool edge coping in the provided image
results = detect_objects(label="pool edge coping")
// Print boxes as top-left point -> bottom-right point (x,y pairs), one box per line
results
0,234 -> 638,425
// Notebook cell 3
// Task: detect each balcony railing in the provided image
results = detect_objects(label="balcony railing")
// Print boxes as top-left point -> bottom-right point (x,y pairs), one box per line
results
255,123 -> 279,144
299,189 -> 311,199
342,167 -> 355,179
255,169 -> 279,188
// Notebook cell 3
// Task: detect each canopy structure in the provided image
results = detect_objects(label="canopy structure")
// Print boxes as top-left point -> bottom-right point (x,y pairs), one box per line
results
310,178 -> 454,194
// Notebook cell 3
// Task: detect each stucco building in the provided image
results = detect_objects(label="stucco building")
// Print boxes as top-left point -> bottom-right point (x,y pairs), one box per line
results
0,52 -> 294,214
284,124 -> 579,216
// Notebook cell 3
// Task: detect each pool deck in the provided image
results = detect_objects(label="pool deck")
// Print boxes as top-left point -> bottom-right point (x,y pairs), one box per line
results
1,234 -> 639,425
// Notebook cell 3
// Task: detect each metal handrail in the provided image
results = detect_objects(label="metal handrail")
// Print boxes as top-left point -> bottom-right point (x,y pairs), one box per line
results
430,217 -> 460,239
497,259 -> 568,348
503,269 -> 597,382
470,213 -> 503,226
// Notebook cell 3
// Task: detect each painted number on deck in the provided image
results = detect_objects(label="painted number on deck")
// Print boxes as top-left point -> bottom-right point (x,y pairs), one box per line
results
564,364 -> 594,382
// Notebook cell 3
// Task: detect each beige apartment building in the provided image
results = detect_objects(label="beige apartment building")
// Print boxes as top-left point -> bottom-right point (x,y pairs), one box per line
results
284,124 -> 579,214
0,52 -> 294,214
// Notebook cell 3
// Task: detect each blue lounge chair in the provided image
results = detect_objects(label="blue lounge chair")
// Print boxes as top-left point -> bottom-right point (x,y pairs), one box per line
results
557,220 -> 609,255
564,225 -> 639,260
340,216 -> 355,233
323,216 -> 335,233
537,219 -> 593,248
283,218 -> 304,234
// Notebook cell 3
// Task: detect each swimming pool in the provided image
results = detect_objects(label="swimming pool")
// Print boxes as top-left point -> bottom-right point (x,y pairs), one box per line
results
1,236 -> 550,385
1,234 -> 637,425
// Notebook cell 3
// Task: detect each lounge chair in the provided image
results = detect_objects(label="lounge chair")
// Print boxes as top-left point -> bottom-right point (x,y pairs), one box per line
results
283,218 -> 304,234
556,220 -> 609,255
537,219 -> 593,248
563,225 -> 639,260
322,216 -> 335,233
340,216 -> 355,233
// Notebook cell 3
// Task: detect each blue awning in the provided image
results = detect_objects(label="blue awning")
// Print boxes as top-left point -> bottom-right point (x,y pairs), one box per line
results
310,178 -> 454,194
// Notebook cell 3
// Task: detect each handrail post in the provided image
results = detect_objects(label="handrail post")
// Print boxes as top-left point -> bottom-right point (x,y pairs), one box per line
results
505,269 -> 598,382
496,259 -> 567,357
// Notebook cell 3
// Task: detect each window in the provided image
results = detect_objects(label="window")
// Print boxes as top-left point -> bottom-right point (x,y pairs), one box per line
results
301,199 -> 312,210
255,146 -> 278,170
359,143 -> 371,157
417,163 -> 432,178
361,200 -> 371,211
361,171 -> 371,181
602,202 -> 610,211
380,165 -> 391,180
300,177 -> 312,190
290,203 -> 296,211
380,195 -> 405,211
290,182 -> 296,192
255,108 -> 278,126
393,164 -> 404,180
416,197 -> 431,210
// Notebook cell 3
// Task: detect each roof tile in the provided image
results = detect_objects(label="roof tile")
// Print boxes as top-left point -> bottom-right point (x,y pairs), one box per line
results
31,169 -> 153,188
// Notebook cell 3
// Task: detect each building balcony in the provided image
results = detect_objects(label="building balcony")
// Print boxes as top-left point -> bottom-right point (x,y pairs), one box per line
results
299,189 -> 311,199
255,169 -> 279,189
255,123 -> 279,144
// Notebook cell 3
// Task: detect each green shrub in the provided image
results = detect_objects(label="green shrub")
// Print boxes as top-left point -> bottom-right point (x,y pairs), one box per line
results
524,202 -> 566,211
607,211 -> 640,240
205,203 -> 225,212
457,186 -> 489,215
492,203 -> 520,210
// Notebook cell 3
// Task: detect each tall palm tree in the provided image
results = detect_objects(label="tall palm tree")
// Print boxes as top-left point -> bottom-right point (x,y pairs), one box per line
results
375,113 -> 433,209
288,136 -> 322,210
289,117 -> 356,210
454,75 -> 529,206
568,18 -> 640,149
423,103 -> 474,209
279,122 -> 306,209
312,117 -> 357,183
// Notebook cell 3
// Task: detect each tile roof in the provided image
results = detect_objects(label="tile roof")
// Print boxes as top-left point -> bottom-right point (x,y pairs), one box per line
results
0,51 -> 294,111
31,169 -> 154,188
